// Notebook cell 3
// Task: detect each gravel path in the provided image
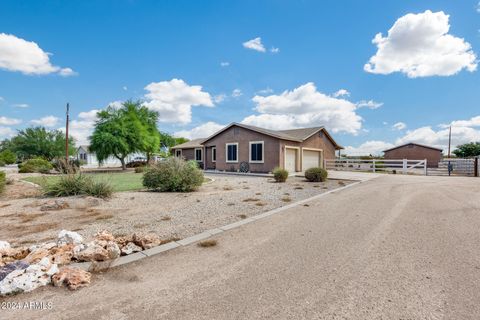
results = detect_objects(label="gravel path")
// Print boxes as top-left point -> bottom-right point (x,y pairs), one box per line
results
0,173 -> 349,246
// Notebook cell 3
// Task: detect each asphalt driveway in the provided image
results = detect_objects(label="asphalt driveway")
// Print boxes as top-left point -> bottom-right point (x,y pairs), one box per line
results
3,174 -> 480,320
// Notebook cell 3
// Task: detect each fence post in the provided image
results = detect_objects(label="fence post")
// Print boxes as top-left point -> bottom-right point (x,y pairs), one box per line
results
424,159 -> 427,176
372,159 -> 376,173
402,159 -> 407,174
475,157 -> 479,177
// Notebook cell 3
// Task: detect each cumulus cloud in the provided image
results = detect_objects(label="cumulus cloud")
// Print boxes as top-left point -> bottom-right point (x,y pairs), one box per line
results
242,82 -> 363,134
440,115 -> 480,128
213,94 -> 226,103
67,109 -> 100,145
232,89 -> 242,98
13,103 -> 29,108
256,87 -> 274,95
0,33 -> 76,76
356,100 -> 383,109
220,62 -> 230,67
30,115 -> 60,127
392,122 -> 407,130
0,116 -> 22,126
364,10 -> 477,78
143,79 -> 214,124
0,126 -> 15,139
270,47 -> 280,53
344,140 -> 395,156
243,37 -> 266,52
333,89 -> 350,98
174,121 -> 225,140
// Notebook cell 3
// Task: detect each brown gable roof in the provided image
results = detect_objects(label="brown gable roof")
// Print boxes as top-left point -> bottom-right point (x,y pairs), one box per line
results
171,138 -> 205,149
201,122 -> 343,149
383,142 -> 443,153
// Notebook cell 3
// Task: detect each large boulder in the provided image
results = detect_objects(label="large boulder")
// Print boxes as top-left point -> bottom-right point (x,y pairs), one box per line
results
0,257 -> 58,296
57,230 -> 84,246
52,266 -> 91,290
74,243 -> 110,262
23,248 -> 50,264
0,260 -> 29,282
49,244 -> 75,265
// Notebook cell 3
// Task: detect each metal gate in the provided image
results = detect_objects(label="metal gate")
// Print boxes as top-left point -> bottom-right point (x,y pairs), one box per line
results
428,158 -> 479,176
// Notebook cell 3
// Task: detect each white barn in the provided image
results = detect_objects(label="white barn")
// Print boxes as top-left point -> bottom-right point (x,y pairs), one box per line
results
77,145 -> 146,168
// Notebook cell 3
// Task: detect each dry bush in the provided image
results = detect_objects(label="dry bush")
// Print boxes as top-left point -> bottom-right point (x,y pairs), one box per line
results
281,196 -> 292,202
198,239 -> 217,247
242,198 -> 260,202
237,214 -> 247,219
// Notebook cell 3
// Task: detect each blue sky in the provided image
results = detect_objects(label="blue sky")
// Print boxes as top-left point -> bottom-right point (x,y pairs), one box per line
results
0,0 -> 479,155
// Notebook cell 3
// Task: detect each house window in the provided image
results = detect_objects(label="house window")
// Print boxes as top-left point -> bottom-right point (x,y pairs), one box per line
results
249,141 -> 264,163
195,148 -> 202,161
212,147 -> 216,162
175,150 -> 182,158
226,143 -> 238,163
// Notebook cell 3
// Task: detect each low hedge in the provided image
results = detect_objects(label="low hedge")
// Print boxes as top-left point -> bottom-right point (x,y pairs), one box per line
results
142,157 -> 203,192
18,158 -> 53,174
273,167 -> 289,182
304,167 -> 328,182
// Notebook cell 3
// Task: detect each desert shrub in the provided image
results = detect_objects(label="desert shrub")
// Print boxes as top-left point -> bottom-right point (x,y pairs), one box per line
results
42,174 -> 113,198
52,158 -> 80,174
18,158 -> 53,174
126,160 -> 147,168
304,167 -> 328,182
0,150 -> 16,165
273,167 -> 289,182
142,157 -> 204,192
134,166 -> 146,173
0,171 -> 5,193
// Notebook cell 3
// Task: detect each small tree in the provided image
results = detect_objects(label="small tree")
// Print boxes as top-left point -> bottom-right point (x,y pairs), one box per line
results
89,100 -> 160,169
0,150 -> 16,164
10,127 -> 75,161
453,142 -> 480,158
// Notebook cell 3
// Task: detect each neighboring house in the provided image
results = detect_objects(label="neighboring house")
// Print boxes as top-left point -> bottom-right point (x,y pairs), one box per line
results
383,143 -> 443,168
77,145 -> 146,167
171,123 -> 343,173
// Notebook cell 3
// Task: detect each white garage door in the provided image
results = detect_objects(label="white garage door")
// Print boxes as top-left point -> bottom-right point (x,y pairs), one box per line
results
303,150 -> 321,171
285,148 -> 297,173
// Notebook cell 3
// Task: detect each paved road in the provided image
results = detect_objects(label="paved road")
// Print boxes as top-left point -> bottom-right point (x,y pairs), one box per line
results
3,175 -> 480,320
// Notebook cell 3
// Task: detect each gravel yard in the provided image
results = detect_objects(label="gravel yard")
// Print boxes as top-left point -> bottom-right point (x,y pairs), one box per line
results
0,173 -> 351,246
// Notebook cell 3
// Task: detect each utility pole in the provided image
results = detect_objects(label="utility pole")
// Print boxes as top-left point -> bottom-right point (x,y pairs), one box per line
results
447,125 -> 452,158
65,103 -> 70,163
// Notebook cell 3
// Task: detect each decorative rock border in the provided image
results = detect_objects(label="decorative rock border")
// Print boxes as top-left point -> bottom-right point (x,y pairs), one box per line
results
70,179 -> 365,272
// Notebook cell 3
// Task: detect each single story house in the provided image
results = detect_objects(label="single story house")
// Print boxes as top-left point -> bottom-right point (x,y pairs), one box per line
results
383,143 -> 443,168
171,123 -> 343,173
77,145 -> 146,167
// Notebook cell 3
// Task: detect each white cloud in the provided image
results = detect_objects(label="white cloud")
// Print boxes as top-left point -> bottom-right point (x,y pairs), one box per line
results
213,94 -> 226,104
232,89 -> 242,98
270,47 -> 280,53
364,10 -> 477,78
356,100 -> 383,109
242,82 -> 363,134
67,109 -> 100,145
256,87 -> 274,95
122,86 -> 128,91
0,116 -> 21,125
477,2 -> 480,13
220,62 -> 230,67
344,140 -> 395,156
392,122 -> 407,130
243,37 -> 266,52
0,126 -> 15,139
0,33 -> 76,76
143,79 -> 214,124
13,103 -> 29,108
30,115 -> 60,127
440,115 -> 480,128
174,121 -> 225,140
333,89 -> 350,98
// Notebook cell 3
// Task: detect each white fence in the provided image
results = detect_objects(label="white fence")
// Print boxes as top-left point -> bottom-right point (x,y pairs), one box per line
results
325,158 -> 427,175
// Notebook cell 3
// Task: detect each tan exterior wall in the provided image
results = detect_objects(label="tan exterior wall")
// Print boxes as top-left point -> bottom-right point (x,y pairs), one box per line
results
384,145 -> 442,168
203,126 -> 281,173
177,148 -> 195,161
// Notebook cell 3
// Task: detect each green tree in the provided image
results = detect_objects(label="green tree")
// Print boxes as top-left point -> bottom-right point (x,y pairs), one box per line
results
89,100 -> 160,169
453,142 -> 480,158
0,150 -> 17,164
10,127 -> 75,161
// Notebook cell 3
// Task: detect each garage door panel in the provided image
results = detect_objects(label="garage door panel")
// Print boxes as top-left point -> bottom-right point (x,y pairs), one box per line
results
303,150 -> 321,171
